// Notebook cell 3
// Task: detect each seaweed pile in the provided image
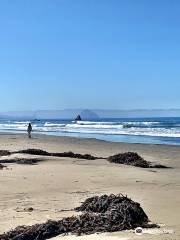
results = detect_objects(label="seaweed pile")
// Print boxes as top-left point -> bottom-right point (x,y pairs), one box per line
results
0,148 -> 169,168
16,158 -> 42,165
15,149 -> 97,160
108,152 -> 168,168
0,194 -> 158,240
0,150 -> 10,157
0,163 -> 6,169
0,158 -> 41,165
16,149 -> 49,156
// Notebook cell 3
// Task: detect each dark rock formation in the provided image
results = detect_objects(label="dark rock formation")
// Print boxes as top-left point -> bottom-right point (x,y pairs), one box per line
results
75,114 -> 82,121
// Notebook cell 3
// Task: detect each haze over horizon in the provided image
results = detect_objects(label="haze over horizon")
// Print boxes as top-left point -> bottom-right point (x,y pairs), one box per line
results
1,108 -> 180,119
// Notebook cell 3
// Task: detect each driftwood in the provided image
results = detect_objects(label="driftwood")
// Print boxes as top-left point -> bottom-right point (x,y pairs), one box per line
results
0,194 -> 158,239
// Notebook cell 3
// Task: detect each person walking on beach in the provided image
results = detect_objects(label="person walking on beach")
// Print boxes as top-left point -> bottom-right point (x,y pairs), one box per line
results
27,123 -> 32,138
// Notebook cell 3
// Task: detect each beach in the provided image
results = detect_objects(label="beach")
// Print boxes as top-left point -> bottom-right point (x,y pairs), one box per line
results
0,134 -> 180,240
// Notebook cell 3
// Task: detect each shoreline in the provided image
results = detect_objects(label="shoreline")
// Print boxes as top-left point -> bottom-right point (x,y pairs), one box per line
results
0,134 -> 179,239
1,132 -> 180,149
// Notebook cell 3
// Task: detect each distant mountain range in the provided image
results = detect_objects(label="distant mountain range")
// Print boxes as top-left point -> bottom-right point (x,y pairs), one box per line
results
1,109 -> 180,120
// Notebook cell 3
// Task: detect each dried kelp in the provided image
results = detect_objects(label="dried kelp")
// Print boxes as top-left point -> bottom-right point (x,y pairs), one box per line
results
0,194 -> 158,240
0,158 -> 42,165
0,163 -> 6,169
108,152 -> 169,168
0,150 -> 11,157
15,149 -> 97,160
1,148 -> 169,168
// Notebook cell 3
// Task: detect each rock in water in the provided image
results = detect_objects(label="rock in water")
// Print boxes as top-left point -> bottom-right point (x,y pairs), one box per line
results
75,114 -> 82,121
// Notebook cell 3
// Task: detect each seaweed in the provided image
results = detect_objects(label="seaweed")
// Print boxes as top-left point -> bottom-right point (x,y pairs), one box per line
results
108,152 -> 168,168
15,149 -> 97,160
0,194 -> 158,240
0,150 -> 11,157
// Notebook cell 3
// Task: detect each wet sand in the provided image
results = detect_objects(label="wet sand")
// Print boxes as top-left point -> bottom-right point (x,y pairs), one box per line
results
0,133 -> 180,240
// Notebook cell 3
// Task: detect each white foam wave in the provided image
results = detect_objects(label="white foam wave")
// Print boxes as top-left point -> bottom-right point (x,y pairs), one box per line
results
66,123 -> 124,129
14,121 -> 30,124
74,121 -> 161,128
0,120 -> 180,138
75,121 -> 116,125
44,122 -> 66,127
61,127 -> 180,138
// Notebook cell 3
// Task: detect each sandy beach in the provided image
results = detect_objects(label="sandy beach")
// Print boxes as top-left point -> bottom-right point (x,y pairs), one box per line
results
0,133 -> 180,240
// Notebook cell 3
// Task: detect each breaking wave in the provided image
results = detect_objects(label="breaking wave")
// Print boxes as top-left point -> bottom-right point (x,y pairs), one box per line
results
0,119 -> 180,139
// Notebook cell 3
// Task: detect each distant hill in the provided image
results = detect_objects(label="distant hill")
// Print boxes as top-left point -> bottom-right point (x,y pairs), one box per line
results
1,109 -> 180,120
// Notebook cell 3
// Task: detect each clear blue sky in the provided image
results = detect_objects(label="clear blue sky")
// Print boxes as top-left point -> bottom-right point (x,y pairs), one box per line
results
0,0 -> 180,111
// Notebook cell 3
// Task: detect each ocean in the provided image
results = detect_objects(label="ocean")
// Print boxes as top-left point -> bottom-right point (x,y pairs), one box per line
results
1,117 -> 180,146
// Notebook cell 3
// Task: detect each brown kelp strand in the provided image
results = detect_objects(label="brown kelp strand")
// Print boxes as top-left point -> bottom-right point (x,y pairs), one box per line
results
0,158 -> 42,165
15,149 -> 97,160
2,149 -> 169,168
0,194 -> 158,240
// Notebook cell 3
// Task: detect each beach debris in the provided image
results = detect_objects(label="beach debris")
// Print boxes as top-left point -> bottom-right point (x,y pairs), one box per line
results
108,152 -> 149,168
1,149 -> 169,168
108,152 -> 169,168
151,164 -> 169,169
24,207 -> 34,212
16,158 -> 41,165
15,149 -> 97,160
0,194 -> 158,239
0,150 -> 11,156
52,151 -> 97,160
0,163 -> 6,169
135,227 -> 143,235
15,149 -> 50,156
0,158 -> 42,165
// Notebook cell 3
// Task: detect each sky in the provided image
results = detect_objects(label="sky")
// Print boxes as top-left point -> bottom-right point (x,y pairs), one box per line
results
0,0 -> 180,111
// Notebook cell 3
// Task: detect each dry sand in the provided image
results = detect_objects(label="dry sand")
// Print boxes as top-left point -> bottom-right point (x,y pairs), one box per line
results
0,133 -> 180,240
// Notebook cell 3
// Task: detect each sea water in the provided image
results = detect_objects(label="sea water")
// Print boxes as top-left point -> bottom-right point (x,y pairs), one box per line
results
1,117 -> 180,145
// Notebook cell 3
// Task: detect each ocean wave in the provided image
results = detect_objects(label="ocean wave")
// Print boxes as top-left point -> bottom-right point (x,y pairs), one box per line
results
61,127 -> 180,138
74,120 -> 161,128
0,120 -> 180,139
75,121 -> 117,125
44,122 -> 66,127
122,121 -> 160,127
66,123 -> 124,129
14,121 -> 30,124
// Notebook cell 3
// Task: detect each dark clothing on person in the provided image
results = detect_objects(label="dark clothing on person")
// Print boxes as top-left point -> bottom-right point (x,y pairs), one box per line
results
27,123 -> 32,138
